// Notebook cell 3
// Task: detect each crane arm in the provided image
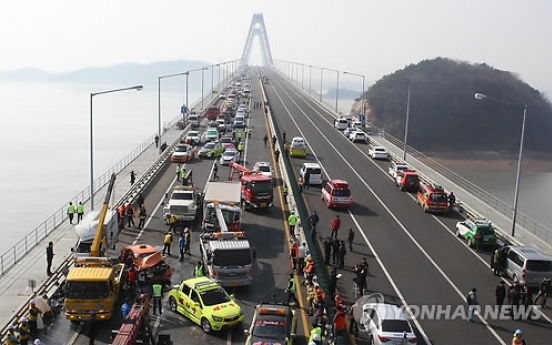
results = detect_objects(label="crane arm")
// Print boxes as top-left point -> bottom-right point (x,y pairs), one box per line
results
90,172 -> 117,257
213,201 -> 228,233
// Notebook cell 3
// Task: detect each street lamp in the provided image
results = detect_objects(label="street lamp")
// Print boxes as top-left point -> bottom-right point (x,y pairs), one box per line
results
343,71 -> 366,123
201,66 -> 209,110
320,68 -> 324,102
475,92 -> 527,237
309,65 -> 312,95
158,72 -> 187,141
90,85 -> 143,210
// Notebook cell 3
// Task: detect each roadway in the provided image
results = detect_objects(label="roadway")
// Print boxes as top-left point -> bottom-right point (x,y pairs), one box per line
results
57,72 -> 311,345
261,67 -> 552,345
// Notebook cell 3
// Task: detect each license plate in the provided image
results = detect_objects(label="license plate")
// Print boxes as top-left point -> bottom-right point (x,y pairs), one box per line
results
261,203 -> 267,208
228,281 -> 238,286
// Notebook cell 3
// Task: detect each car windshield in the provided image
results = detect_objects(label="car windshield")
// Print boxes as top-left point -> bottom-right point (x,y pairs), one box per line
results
223,151 -> 237,157
252,318 -> 287,339
66,282 -> 110,299
175,146 -> 189,152
430,193 -> 448,203
306,168 -> 322,174
333,189 -> 351,197
251,181 -> 273,194
172,192 -> 193,200
476,226 -> 494,235
212,248 -> 251,266
203,143 -> 215,150
375,148 -> 386,152
256,166 -> 271,173
188,132 -> 198,137
200,288 -> 231,306
382,319 -> 411,333
526,260 -> 552,272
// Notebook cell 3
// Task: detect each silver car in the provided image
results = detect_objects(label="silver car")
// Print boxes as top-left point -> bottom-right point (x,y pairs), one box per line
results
220,150 -> 240,165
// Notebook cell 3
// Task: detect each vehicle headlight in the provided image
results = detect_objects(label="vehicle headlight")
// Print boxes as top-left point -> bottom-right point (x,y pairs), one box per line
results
212,315 -> 223,322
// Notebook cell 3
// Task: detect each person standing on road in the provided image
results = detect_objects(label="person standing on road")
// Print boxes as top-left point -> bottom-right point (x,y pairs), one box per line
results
67,202 -> 75,224
152,283 -> 163,315
46,242 -> 54,276
286,274 -> 300,306
323,238 -> 331,265
176,164 -> 181,181
330,215 -> 341,239
332,238 -> 340,265
18,317 -> 31,345
496,281 -> 506,306
194,261 -> 205,277
307,211 -> 319,239
288,211 -> 298,236
213,162 -> 220,180
180,168 -> 187,183
328,267 -> 337,300
338,241 -> 347,269
448,192 -> 456,210
76,202 -> 84,223
154,134 -> 159,148
332,305 -> 347,342
162,232 -> 173,256
118,204 -> 126,229
298,242 -> 307,272
27,300 -> 42,339
178,233 -> 185,262
126,203 -> 136,227
347,228 -> 355,251
86,312 -> 97,345
184,228 -> 191,255
121,300 -> 131,320
138,205 -> 147,229
493,247 -> 503,276
130,171 -> 136,185
290,242 -> 299,271
534,277 -> 550,308
137,193 -> 144,209
282,131 -> 287,142
466,288 -> 478,322
263,134 -> 268,146
272,135 -> 277,146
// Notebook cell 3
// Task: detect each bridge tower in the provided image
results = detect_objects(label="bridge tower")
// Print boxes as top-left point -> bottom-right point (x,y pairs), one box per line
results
240,13 -> 273,68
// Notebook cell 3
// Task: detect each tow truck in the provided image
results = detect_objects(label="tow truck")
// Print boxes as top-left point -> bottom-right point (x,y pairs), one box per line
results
202,180 -> 242,232
229,161 -> 274,210
200,202 -> 254,287
163,170 -> 201,231
110,294 -> 155,345
64,173 -> 125,322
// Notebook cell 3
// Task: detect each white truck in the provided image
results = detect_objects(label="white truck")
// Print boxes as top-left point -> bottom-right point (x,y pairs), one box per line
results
72,210 -> 119,259
199,202 -> 254,287
202,181 -> 242,232
163,172 -> 201,225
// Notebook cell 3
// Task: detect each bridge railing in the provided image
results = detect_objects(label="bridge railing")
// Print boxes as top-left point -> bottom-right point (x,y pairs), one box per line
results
374,126 -> 552,245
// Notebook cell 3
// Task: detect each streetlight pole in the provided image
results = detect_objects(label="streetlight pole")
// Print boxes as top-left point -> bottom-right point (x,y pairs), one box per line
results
201,67 -> 207,110
90,85 -> 142,210
309,65 -> 312,95
335,70 -> 339,113
475,92 -> 527,237
211,65 -> 214,100
320,68 -> 324,102
158,72 -> 187,142
403,86 -> 411,161
343,71 -> 366,123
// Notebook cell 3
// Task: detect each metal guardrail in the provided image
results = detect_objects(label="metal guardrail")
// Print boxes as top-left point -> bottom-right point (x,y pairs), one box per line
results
376,130 -> 552,246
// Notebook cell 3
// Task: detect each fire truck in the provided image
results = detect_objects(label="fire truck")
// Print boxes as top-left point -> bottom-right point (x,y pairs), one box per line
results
229,161 -> 274,210
199,202 -> 254,287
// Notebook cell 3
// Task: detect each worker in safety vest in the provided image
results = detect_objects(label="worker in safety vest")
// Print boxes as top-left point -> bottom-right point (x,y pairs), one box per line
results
6,324 -> 19,345
176,164 -> 181,181
67,202 -> 75,224
194,261 -> 205,277
282,184 -> 288,204
152,283 -> 163,315
288,211 -> 298,236
180,168 -> 187,184
76,202 -> 84,223
118,204 -> 126,229
27,300 -> 42,338
162,232 -> 173,256
309,322 -> 322,344
18,317 -> 30,345
286,274 -> 300,306
138,205 -> 147,229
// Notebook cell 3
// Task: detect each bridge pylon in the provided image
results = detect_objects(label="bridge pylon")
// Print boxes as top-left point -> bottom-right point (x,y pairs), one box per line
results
240,13 -> 273,68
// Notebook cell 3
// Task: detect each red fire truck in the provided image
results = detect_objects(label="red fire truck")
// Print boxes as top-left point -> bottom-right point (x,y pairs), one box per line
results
229,161 -> 274,210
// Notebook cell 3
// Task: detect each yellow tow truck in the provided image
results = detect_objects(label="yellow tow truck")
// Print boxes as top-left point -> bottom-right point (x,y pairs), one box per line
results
64,173 -> 125,322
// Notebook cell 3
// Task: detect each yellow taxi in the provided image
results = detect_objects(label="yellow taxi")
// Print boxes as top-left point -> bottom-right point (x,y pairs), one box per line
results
168,276 -> 244,333
244,303 -> 297,345
289,137 -> 306,158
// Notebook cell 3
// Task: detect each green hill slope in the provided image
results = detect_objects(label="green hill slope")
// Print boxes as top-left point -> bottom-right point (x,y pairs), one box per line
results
361,58 -> 552,152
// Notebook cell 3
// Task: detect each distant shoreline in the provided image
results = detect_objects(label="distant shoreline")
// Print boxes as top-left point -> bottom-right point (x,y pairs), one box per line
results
427,150 -> 552,173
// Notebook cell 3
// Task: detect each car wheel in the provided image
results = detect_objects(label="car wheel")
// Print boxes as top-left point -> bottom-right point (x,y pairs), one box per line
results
467,237 -> 473,248
201,317 -> 212,333
169,296 -> 178,313
455,228 -> 460,237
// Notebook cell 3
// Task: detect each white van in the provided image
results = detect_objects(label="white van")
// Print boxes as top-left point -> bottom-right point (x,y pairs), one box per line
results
503,246 -> 552,286
188,114 -> 200,127
334,117 -> 350,130
300,163 -> 323,185
233,115 -> 245,128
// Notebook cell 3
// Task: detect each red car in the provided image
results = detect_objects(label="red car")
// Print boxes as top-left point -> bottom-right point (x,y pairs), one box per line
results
322,179 -> 352,209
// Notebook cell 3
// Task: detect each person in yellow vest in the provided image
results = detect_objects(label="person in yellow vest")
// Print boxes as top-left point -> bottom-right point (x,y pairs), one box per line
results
162,232 -> 173,256
176,164 -> 181,181
18,317 -> 31,345
76,202 -> 84,223
6,324 -> 19,345
152,283 -> 163,315
286,274 -> 300,306
194,261 -> 205,277
167,214 -> 179,232
67,202 -> 75,224
283,184 -> 288,204
288,211 -> 298,236
27,300 -> 42,338
180,168 -> 187,185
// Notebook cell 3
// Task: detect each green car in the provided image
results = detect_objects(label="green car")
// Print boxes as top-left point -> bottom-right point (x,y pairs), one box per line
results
455,218 -> 496,249
199,141 -> 225,158
168,276 -> 244,333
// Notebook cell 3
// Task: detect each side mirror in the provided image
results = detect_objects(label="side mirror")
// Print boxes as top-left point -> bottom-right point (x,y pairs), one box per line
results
194,302 -> 201,308
244,329 -> 250,336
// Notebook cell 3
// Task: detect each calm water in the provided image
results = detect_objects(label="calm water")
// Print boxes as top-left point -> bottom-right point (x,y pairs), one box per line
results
0,81 -> 200,253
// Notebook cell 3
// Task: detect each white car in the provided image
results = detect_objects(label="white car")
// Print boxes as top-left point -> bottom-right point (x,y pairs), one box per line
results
233,115 -> 245,128
219,92 -> 227,100
185,131 -> 201,145
349,131 -> 366,143
388,162 -> 409,179
220,150 -> 240,165
334,117 -> 350,130
361,303 -> 417,345
253,161 -> 273,179
344,127 -> 356,138
203,129 -> 220,142
368,146 -> 389,160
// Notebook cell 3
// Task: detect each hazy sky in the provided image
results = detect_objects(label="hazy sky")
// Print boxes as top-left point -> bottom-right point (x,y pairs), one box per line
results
1,0 -> 551,96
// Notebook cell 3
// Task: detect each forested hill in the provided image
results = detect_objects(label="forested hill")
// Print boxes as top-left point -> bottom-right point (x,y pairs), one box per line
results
360,58 -> 552,152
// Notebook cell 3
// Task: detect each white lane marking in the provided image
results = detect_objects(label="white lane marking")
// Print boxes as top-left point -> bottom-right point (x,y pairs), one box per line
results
268,80 -> 432,345
270,78 -> 507,345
